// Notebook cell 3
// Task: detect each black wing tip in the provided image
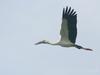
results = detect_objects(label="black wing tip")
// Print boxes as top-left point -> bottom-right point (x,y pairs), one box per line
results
63,6 -> 77,17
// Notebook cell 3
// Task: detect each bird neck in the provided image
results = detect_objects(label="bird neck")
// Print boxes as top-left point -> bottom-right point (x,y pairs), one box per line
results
45,41 -> 57,45
45,41 -> 52,45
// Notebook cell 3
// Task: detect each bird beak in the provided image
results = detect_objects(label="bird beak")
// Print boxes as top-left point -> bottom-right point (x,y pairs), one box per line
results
35,42 -> 39,45
35,42 -> 42,45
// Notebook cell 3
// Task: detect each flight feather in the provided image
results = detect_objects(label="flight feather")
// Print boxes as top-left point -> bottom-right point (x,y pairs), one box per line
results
60,6 -> 77,43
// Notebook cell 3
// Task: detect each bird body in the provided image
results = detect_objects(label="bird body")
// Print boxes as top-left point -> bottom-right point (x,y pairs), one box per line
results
35,6 -> 93,51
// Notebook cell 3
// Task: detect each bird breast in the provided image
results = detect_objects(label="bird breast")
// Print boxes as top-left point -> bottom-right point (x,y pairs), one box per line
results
57,41 -> 74,47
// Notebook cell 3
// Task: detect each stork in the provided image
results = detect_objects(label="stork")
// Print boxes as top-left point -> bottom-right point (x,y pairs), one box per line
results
35,6 -> 93,51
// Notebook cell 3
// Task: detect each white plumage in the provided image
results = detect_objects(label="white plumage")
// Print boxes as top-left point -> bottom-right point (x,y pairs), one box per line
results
35,6 -> 92,51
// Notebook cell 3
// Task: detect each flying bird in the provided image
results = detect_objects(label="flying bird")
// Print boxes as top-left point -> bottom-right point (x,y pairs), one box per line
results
35,6 -> 92,51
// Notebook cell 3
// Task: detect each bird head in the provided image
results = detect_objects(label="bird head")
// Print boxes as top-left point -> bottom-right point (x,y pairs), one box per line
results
35,40 -> 49,45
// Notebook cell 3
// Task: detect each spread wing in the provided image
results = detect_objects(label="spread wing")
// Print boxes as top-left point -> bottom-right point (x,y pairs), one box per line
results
60,6 -> 77,43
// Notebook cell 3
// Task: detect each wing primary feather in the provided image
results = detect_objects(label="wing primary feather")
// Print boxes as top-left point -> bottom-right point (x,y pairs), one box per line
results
67,7 -> 71,15
62,8 -> 65,19
60,6 -> 77,43
65,6 -> 68,13
72,11 -> 76,16
70,9 -> 74,15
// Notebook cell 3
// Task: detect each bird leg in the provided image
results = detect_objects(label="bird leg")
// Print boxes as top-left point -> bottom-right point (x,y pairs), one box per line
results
74,45 -> 93,51
82,48 -> 93,51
